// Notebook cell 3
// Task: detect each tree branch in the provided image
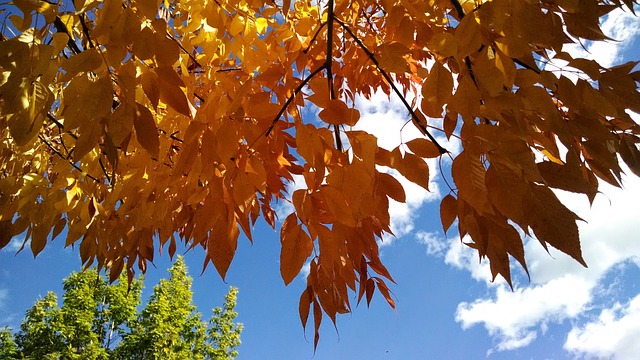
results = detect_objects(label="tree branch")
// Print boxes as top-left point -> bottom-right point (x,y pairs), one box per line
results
264,65 -> 326,137
336,19 -> 447,154
326,0 -> 342,151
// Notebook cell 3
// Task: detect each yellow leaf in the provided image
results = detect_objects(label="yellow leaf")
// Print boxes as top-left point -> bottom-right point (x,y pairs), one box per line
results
141,68 -> 160,109
155,67 -> 191,116
421,61 -> 453,117
62,76 -> 113,130
256,17 -> 268,34
230,14 -> 245,35
73,120 -> 102,162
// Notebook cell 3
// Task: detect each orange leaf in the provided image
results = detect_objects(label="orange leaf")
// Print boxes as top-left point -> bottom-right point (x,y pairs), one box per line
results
377,172 -> 406,203
406,138 -> 441,158
299,287 -> 312,330
452,151 -> 487,212
394,152 -> 430,191
526,185 -> 587,267
440,194 -> 457,233
449,74 -> 481,120
280,216 -> 313,285
134,103 -> 160,158
318,99 -> 360,126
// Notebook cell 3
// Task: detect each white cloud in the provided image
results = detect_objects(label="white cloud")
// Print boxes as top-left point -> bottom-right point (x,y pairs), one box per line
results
570,7 -> 640,68
445,172 -> 640,352
416,231 -> 448,257
456,275 -> 593,351
565,294 -> 640,360
444,236 -> 494,284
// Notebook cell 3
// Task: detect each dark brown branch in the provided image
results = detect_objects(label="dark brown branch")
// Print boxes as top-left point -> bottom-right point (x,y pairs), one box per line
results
265,65 -> 327,137
450,0 -> 465,19
78,14 -> 95,49
451,0 -> 541,74
53,16 -> 82,54
47,113 -> 78,140
513,58 -> 541,74
98,157 -> 112,184
326,0 -> 342,152
336,19 -> 447,154
303,22 -> 327,54
167,32 -> 203,69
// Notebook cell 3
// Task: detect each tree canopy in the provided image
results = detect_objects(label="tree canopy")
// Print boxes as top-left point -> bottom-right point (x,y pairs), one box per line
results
1,0 -> 639,347
1,257 -> 242,359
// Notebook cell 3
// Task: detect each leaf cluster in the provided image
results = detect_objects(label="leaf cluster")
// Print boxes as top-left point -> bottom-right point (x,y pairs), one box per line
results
0,0 -> 639,348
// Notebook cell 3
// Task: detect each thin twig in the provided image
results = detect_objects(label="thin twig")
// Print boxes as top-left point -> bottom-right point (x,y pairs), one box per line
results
303,22 -> 327,54
38,134 -> 100,183
264,65 -> 327,137
336,19 -> 447,154
167,32 -> 203,69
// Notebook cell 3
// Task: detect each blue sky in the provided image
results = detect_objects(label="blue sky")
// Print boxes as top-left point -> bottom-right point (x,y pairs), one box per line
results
2,7 -> 640,360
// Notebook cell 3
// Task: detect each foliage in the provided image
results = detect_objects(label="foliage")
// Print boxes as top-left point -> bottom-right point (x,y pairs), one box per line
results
115,257 -> 242,360
207,287 -> 242,360
12,269 -> 142,359
0,327 -> 19,359
0,0 -> 639,347
2,258 -> 242,359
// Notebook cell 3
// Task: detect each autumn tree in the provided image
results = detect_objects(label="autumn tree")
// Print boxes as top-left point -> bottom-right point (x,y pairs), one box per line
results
1,0 -> 639,347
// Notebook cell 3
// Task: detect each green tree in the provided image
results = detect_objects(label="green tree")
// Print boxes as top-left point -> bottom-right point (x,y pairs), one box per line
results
115,257 -> 242,360
14,292 -> 64,359
207,287 -> 242,360
3,257 -> 242,359
13,270 -> 142,360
